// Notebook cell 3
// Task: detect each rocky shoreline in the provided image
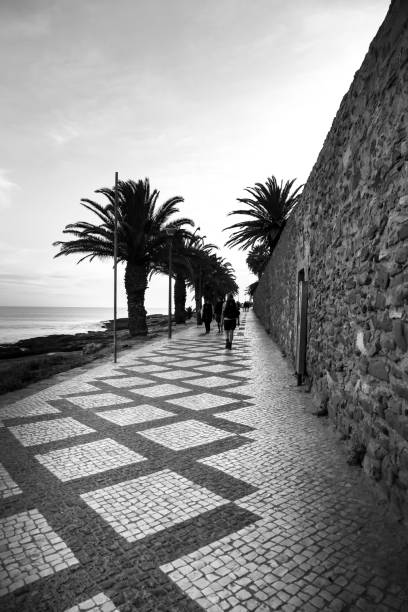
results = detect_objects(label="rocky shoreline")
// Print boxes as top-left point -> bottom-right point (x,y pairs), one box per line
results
0,314 -> 181,395
0,315 -> 169,359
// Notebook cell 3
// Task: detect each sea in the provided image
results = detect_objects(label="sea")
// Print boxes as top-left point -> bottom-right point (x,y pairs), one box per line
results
0,306 -> 167,344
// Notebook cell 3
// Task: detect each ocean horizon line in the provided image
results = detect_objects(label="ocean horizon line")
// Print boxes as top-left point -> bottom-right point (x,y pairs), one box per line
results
0,305 -> 172,344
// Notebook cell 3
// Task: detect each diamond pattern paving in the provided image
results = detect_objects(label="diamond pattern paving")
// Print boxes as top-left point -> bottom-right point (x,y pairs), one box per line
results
1,312 -> 408,611
102,376 -> 153,388
130,383 -> 189,398
197,364 -> 241,373
166,392 -> 238,411
97,404 -> 174,426
152,370 -> 198,381
0,509 -> 78,596
35,439 -> 146,481
186,376 -> 235,388
145,356 -> 181,363
68,393 -> 133,409
81,469 -> 228,541
122,365 -> 170,374
139,419 -> 236,450
169,359 -> 206,368
8,418 -> 95,447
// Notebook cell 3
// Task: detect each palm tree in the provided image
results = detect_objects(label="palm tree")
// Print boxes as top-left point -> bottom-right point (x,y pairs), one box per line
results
247,280 -> 259,298
246,244 -> 269,278
201,254 -> 238,303
224,176 -> 303,254
53,178 -> 192,336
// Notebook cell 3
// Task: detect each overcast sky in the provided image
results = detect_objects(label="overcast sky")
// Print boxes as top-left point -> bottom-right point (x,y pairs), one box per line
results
0,0 -> 389,310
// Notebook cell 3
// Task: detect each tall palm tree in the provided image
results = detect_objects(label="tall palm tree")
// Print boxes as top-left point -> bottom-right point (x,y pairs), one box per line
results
152,228 -> 198,324
53,178 -> 192,336
224,176 -> 303,254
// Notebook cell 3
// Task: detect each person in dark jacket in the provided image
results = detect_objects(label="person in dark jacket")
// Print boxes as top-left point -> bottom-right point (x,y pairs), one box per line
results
221,293 -> 239,349
201,298 -> 214,334
214,297 -> 224,333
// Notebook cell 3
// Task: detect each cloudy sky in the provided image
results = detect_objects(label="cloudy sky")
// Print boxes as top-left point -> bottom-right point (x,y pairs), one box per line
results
0,0 -> 389,310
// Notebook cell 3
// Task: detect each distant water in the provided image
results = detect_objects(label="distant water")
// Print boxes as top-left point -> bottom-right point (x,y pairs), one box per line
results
0,306 -> 166,344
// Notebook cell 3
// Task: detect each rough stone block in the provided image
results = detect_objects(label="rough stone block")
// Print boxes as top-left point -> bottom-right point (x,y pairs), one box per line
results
363,454 -> 382,480
382,455 -> 397,487
395,245 -> 408,264
375,292 -> 386,309
398,469 -> 408,489
393,319 -> 407,352
366,439 -> 387,460
398,221 -> 408,241
391,382 -> 408,402
380,331 -> 396,351
374,264 -> 389,289
368,358 -> 389,381
400,448 -> 408,471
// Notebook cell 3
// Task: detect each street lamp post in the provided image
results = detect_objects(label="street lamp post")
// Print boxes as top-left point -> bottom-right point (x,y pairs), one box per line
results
113,171 -> 118,363
166,228 -> 176,339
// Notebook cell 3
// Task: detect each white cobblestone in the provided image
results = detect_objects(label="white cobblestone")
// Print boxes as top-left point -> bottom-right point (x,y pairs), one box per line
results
168,359 -> 207,368
186,376 -> 235,388
166,393 -> 238,411
0,463 -> 22,498
64,592 -> 118,612
139,420 -> 235,450
35,439 -> 146,481
101,376 -> 154,388
9,417 -> 95,447
121,365 -> 170,374
152,370 -> 198,381
97,404 -> 174,426
130,383 -> 189,398
67,393 -> 133,410
81,469 -> 227,541
0,509 -> 78,594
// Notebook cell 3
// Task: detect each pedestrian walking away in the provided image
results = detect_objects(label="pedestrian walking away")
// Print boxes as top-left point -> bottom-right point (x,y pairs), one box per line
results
214,297 -> 224,333
236,300 -> 241,326
201,298 -> 214,334
221,293 -> 239,349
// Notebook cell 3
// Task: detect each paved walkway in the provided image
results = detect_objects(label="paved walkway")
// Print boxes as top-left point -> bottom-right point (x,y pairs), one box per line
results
1,311 -> 408,612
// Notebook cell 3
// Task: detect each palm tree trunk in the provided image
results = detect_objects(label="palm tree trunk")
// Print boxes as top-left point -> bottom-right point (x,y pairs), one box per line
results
174,273 -> 186,324
125,261 -> 148,336
195,285 -> 202,325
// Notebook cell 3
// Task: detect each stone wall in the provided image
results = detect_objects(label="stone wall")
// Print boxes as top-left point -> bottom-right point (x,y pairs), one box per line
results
254,0 -> 408,522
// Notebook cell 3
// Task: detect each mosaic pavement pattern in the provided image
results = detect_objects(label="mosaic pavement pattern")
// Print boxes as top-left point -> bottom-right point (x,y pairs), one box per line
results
1,311 -> 408,611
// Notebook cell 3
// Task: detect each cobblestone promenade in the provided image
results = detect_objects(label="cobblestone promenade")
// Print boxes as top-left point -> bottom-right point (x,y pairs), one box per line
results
1,312 -> 408,611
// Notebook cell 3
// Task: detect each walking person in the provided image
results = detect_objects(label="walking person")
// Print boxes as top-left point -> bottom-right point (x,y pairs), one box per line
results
214,297 -> 224,333
201,298 -> 214,334
221,293 -> 239,349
